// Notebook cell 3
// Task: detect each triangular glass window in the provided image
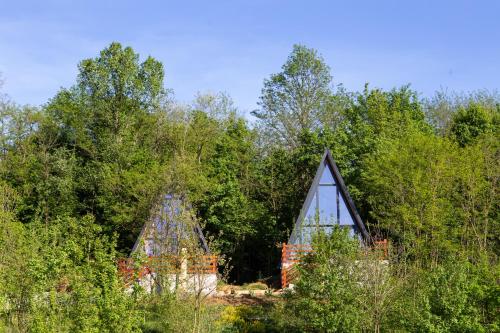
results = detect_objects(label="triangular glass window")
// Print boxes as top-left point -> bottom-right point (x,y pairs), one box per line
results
319,165 -> 335,185
132,194 -> 210,256
288,150 -> 368,245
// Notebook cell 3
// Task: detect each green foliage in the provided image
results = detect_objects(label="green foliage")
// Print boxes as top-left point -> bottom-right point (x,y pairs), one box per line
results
193,114 -> 270,281
278,229 -> 499,332
362,125 -> 498,262
77,42 -> 165,112
283,228 -> 364,332
450,102 -> 499,146
217,304 -> 284,333
3,42 -> 172,250
362,128 -> 461,260
0,190 -> 141,331
140,294 -> 224,333
425,90 -> 500,137
253,44 -> 332,147
389,258 -> 499,332
198,116 -> 258,248
1,42 -> 499,332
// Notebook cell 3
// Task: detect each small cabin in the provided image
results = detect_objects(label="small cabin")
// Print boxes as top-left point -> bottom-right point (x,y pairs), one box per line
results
119,194 -> 217,295
282,150 -> 373,288
289,150 -> 369,244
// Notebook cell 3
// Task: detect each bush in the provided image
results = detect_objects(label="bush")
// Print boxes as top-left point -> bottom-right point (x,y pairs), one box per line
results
140,294 -> 224,333
279,227 -> 499,332
217,304 -> 285,333
390,257 -> 500,332
0,214 -> 142,332
283,227 -> 365,332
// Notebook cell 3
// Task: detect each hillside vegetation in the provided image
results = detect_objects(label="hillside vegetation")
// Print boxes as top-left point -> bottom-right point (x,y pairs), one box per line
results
0,43 -> 498,332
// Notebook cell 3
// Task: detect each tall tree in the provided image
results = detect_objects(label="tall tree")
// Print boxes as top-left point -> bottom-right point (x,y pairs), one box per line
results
4,43 -> 172,249
253,45 -> 333,147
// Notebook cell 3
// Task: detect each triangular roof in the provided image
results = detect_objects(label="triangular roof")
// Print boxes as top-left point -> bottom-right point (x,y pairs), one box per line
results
131,194 -> 210,256
288,149 -> 369,244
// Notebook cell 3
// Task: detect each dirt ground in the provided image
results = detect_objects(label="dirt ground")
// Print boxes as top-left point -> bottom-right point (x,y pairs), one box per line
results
207,292 -> 282,306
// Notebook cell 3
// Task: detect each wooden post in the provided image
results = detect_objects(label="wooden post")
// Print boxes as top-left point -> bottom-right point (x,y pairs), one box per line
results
282,243 -> 287,288
180,248 -> 188,290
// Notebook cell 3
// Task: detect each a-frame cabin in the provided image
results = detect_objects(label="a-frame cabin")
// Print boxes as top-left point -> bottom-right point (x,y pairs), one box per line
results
288,149 -> 369,244
282,149 -> 370,287
131,194 -> 210,257
119,194 -> 217,294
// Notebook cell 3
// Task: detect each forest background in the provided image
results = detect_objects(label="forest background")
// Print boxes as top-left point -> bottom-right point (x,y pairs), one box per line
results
0,43 -> 497,332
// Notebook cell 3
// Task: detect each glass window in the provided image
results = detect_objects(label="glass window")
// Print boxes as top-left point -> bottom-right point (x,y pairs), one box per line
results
319,165 -> 335,185
303,192 -> 318,226
288,155 -> 365,245
289,229 -> 299,245
318,185 -> 337,225
301,229 -> 312,245
339,193 -> 355,226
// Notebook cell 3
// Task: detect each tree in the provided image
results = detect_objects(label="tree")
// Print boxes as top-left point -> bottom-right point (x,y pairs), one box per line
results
293,232 -> 400,333
390,258 -> 499,332
362,128 -> 461,262
0,181 -> 140,332
454,134 -> 499,257
5,43 -> 172,250
424,89 -> 500,137
253,45 -> 333,147
284,228 -> 365,332
361,118 -> 499,263
194,115 -> 266,282
450,102 -> 499,146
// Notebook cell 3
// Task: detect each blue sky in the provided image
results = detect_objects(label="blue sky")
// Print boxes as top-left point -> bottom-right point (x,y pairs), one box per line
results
1,0 -> 499,114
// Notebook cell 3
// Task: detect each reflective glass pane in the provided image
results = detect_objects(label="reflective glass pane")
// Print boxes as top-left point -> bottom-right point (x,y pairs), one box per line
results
289,229 -> 299,244
292,193 -> 317,244
319,165 -> 335,185
338,225 -> 356,237
301,229 -> 312,244
351,225 -> 359,239
287,156 -> 366,245
303,192 -> 318,226
318,185 -> 337,225
145,239 -> 156,256
339,193 -> 355,226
